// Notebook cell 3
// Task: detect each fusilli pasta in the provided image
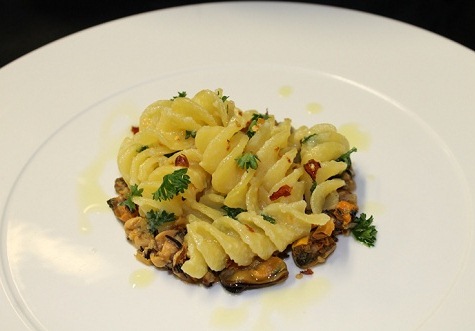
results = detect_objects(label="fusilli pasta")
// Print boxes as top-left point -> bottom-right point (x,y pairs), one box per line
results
108,88 -> 369,292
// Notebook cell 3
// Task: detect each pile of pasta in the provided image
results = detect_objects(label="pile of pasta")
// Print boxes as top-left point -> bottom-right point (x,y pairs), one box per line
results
109,88 -> 359,292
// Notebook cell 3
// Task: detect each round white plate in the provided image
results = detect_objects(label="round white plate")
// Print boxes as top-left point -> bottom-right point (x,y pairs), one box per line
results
1,2 -> 474,330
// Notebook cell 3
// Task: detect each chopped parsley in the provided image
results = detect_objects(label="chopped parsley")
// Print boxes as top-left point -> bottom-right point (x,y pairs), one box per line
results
310,181 -> 317,193
246,112 -> 269,138
136,145 -> 149,153
152,168 -> 191,201
120,184 -> 143,212
185,130 -> 197,139
261,214 -> 276,224
221,95 -> 229,102
300,133 -> 317,145
164,151 -> 180,158
171,91 -> 187,100
236,152 -> 260,171
146,209 -> 176,235
351,213 -> 377,247
336,147 -> 357,167
222,206 -> 247,219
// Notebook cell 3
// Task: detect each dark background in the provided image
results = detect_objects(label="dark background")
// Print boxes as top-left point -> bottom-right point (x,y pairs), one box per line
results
1,0 -> 475,68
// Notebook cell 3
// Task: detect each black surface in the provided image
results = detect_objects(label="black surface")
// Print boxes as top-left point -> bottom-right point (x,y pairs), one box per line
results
1,0 -> 475,68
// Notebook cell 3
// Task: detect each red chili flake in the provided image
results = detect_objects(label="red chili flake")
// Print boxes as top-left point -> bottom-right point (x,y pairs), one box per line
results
269,185 -> 292,201
300,268 -> 314,276
304,159 -> 321,180
131,126 -> 139,134
174,154 -> 189,167
244,224 -> 255,233
241,120 -> 251,133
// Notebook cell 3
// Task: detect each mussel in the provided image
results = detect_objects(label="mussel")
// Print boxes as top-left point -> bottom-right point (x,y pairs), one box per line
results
292,235 -> 337,269
291,220 -> 337,269
106,177 -> 139,223
219,256 -> 289,293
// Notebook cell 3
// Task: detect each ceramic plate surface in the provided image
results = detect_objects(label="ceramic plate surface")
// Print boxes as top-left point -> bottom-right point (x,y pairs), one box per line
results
1,2 -> 474,330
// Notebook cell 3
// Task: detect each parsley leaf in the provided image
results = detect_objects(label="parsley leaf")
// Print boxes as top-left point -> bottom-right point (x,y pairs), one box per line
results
120,184 -> 143,212
261,214 -> 276,224
336,147 -> 357,167
351,213 -> 377,247
300,133 -> 317,145
222,206 -> 247,219
146,209 -> 176,235
152,168 -> 191,201
310,181 -> 317,193
221,95 -> 229,102
164,151 -> 180,158
136,145 -> 149,153
247,113 -> 269,138
171,91 -> 187,100
236,152 -> 260,171
185,130 -> 197,139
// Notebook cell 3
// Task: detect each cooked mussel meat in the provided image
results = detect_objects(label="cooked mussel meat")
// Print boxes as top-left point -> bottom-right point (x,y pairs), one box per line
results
292,220 -> 337,269
107,178 -> 139,223
292,235 -> 337,269
219,256 -> 288,293
169,245 -> 218,286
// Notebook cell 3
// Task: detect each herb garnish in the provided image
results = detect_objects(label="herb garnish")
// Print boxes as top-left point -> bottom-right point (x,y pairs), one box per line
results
247,113 -> 269,138
351,213 -> 377,247
136,145 -> 149,153
171,91 -> 187,100
236,152 -> 260,171
336,147 -> 357,167
222,206 -> 247,219
152,168 -> 191,201
185,130 -> 197,139
120,184 -> 143,212
310,181 -> 317,193
261,214 -> 276,224
164,151 -> 180,158
300,133 -> 317,144
146,209 -> 176,235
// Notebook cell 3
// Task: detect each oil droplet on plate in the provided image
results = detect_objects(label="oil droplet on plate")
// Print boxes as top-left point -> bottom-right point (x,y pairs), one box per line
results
278,85 -> 293,97
129,268 -> 155,288
339,122 -> 371,150
79,217 -> 92,234
77,158 -> 112,233
306,102 -> 323,114
210,305 -> 250,328
255,277 -> 330,329
210,277 -> 330,329
77,103 -> 135,233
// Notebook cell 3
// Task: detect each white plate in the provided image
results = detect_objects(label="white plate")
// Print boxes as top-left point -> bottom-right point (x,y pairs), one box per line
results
1,2 -> 474,330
